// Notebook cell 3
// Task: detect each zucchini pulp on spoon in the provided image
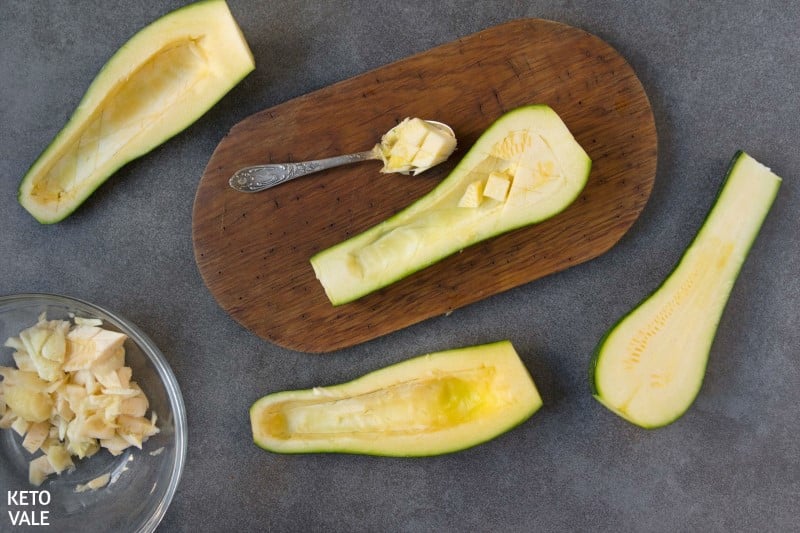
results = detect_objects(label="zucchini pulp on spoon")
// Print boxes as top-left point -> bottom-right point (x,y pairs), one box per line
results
310,105 -> 591,305
18,0 -> 255,223
590,152 -> 781,428
250,341 -> 542,456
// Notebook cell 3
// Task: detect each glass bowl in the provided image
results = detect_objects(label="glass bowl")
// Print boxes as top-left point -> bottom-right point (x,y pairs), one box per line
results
0,294 -> 186,532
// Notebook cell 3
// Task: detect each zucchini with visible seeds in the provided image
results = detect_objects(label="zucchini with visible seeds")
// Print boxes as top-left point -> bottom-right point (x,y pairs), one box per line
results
590,152 -> 781,428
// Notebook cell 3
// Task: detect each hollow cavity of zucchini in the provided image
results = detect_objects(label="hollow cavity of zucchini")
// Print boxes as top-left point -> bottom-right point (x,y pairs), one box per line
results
260,368 -> 502,439
32,38 -> 209,206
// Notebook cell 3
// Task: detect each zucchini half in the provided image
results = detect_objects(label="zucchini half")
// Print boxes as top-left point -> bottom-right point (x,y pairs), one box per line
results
310,105 -> 591,305
18,0 -> 254,223
590,152 -> 781,428
250,341 -> 542,456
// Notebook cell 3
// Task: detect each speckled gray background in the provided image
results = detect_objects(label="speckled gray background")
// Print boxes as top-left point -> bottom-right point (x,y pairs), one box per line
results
1,1 -> 798,531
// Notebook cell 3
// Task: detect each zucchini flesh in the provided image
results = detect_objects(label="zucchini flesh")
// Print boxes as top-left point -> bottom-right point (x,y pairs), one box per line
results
250,341 -> 542,456
310,105 -> 591,305
18,0 -> 254,223
590,152 -> 781,428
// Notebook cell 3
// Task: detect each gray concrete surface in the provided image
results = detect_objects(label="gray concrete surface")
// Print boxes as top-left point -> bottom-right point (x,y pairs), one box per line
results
1,1 -> 798,531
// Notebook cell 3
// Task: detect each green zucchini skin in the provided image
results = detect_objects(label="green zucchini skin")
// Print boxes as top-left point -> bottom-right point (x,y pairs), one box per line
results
589,151 -> 781,429
311,105 -> 591,305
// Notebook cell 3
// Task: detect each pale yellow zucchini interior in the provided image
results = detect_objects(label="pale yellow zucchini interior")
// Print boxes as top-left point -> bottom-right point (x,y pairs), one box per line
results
594,154 -> 781,427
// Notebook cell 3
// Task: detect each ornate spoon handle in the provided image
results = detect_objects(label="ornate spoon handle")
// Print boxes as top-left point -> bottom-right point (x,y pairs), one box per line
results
229,150 -> 378,193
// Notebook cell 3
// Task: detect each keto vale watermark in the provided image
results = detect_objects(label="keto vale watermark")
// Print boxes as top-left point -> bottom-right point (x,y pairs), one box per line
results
5,490 -> 51,526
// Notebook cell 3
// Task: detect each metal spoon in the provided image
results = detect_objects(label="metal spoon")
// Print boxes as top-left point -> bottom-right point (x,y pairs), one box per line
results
228,120 -> 455,193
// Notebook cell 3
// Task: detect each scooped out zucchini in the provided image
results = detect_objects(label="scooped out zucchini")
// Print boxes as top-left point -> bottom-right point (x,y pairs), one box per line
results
250,341 -> 542,456
310,105 -> 591,305
590,152 -> 781,428
18,0 -> 255,223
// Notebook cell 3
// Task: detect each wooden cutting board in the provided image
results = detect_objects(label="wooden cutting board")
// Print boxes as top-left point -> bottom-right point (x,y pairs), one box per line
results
192,19 -> 657,353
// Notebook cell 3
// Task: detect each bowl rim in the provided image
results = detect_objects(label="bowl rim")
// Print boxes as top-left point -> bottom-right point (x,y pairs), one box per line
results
0,292 -> 187,533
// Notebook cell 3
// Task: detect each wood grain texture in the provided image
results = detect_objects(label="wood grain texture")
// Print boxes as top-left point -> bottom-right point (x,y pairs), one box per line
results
192,19 -> 657,353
